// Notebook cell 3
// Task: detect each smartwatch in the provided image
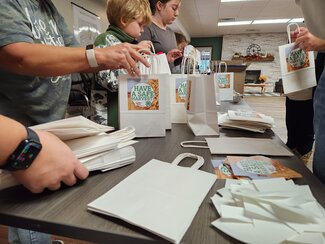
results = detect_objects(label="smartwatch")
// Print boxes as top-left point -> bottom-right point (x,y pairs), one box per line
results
86,44 -> 99,68
2,127 -> 42,171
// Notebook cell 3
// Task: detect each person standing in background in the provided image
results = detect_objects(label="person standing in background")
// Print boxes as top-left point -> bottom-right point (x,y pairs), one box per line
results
174,32 -> 189,73
0,0 -> 149,243
295,0 -> 325,184
91,0 -> 152,128
138,0 -> 183,73
285,27 -> 325,163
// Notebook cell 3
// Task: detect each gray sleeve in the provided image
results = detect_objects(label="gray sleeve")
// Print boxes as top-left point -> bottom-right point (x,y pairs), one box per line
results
138,26 -> 152,42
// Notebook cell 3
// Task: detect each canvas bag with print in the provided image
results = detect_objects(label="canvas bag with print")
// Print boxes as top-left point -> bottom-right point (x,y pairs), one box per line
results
119,74 -> 168,137
215,61 -> 234,101
186,74 -> 219,136
279,23 -> 317,95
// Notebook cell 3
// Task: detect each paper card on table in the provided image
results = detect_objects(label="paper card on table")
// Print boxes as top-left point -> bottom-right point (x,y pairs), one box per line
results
219,205 -> 252,223
286,233 -> 325,244
212,218 -> 297,244
228,156 -> 302,179
205,137 -> 294,156
252,177 -> 295,192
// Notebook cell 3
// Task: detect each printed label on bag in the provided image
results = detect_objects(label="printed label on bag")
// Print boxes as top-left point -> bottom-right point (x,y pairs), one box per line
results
175,78 -> 187,103
127,78 -> 159,110
282,45 -> 310,72
216,74 -> 231,89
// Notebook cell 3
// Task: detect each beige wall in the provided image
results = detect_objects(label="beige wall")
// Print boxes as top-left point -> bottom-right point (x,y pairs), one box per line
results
52,0 -> 108,33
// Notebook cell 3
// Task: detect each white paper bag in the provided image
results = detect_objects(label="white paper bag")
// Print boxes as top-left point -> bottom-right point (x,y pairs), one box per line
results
88,153 -> 216,244
279,24 -> 317,94
186,74 -> 219,136
138,52 -> 171,75
138,52 -> 172,130
215,61 -> 234,101
119,74 -> 168,137
170,74 -> 188,123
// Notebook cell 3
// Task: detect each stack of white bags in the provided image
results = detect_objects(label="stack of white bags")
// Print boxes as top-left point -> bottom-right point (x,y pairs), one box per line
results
0,116 -> 137,189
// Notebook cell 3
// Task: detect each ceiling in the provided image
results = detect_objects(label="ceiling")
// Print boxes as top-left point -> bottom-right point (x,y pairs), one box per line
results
99,0 -> 303,38
172,0 -> 303,38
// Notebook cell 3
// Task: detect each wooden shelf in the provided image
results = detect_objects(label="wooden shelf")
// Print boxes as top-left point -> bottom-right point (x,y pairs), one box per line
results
232,56 -> 275,62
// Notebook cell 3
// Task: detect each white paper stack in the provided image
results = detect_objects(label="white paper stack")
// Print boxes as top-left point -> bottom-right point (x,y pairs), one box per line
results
218,110 -> 274,133
31,116 -> 137,171
211,178 -> 325,244
0,116 -> 137,190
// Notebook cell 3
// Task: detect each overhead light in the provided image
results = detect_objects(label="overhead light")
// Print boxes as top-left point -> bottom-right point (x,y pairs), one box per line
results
289,18 -> 304,23
218,21 -> 252,26
252,19 -> 290,24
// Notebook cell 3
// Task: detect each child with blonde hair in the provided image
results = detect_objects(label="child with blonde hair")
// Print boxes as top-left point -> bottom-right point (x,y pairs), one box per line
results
92,0 -> 152,127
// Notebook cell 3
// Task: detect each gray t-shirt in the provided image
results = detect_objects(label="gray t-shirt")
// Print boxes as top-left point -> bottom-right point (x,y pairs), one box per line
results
0,0 -> 79,126
295,0 -> 325,39
138,23 -> 177,72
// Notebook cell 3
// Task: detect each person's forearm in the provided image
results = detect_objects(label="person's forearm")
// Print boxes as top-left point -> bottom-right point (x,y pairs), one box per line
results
0,42 -> 98,76
0,115 -> 27,166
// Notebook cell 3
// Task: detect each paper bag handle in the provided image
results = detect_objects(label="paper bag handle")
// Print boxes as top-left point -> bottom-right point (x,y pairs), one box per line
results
218,61 -> 228,73
138,48 -> 159,75
180,140 -> 209,149
171,153 -> 204,170
287,23 -> 300,44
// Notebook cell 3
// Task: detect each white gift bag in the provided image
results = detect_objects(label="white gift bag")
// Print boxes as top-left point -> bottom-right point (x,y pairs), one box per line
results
279,23 -> 317,94
215,61 -> 234,101
186,74 -> 220,136
170,74 -> 188,123
170,56 -> 196,124
88,153 -> 216,244
138,50 -> 172,130
119,74 -> 168,137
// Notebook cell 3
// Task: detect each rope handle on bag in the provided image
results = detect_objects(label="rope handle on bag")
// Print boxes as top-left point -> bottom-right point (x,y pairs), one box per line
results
218,61 -> 228,73
138,45 -> 160,75
171,153 -> 205,170
287,23 -> 300,44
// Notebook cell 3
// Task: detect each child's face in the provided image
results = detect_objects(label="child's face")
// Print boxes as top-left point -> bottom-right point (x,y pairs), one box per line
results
122,17 -> 146,39
159,0 -> 181,25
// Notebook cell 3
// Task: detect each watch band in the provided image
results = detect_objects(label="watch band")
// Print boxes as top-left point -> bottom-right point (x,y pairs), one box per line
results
86,44 -> 99,68
27,127 -> 39,142
1,127 -> 42,171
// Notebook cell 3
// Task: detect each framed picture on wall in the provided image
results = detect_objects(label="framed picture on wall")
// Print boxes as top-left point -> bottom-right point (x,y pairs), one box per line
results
72,3 -> 101,47
196,46 -> 213,74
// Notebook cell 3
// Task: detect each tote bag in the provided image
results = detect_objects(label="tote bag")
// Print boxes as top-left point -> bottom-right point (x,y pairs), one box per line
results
215,61 -> 234,101
119,73 -> 168,137
186,74 -> 219,136
279,23 -> 317,95
88,153 -> 216,244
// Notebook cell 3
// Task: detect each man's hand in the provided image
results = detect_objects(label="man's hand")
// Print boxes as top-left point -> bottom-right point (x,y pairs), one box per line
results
11,131 -> 89,193
292,27 -> 325,51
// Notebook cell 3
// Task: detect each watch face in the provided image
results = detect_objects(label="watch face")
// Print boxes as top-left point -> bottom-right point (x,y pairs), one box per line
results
8,140 -> 42,170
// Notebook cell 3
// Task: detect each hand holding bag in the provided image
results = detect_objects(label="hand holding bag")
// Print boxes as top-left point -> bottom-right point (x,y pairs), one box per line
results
88,153 -> 216,244
278,23 -> 317,95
